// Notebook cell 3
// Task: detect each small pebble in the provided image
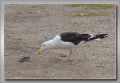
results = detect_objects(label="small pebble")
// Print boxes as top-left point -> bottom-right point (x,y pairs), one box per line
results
18,56 -> 30,62
60,55 -> 67,57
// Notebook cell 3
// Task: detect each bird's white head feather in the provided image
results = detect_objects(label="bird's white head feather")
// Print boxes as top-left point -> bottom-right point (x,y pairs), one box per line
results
41,35 -> 61,49
41,40 -> 56,49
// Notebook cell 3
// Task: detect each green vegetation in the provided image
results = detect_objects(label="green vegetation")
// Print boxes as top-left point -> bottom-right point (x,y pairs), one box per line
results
84,12 -> 102,16
88,4 -> 114,9
64,4 -> 114,9
70,14 -> 82,17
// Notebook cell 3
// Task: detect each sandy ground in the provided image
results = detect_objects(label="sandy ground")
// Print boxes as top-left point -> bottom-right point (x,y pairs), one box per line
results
4,4 -> 116,79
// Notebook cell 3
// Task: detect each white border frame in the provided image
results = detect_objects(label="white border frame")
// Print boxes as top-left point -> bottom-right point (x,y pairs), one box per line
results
1,0 -> 120,83
0,0 -> 5,83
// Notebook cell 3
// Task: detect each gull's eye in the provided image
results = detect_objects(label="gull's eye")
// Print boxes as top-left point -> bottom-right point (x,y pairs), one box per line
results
43,44 -> 45,46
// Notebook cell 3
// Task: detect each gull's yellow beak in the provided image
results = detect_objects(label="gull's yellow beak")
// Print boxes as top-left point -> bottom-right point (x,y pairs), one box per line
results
38,48 -> 44,55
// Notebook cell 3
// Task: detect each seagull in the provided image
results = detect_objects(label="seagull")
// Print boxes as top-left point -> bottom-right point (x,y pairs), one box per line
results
38,32 -> 108,57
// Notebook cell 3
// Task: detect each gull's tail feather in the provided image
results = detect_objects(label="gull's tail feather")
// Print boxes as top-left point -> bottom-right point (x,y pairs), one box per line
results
87,34 -> 108,41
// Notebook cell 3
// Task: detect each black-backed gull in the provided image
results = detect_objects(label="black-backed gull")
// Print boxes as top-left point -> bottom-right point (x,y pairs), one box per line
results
38,32 -> 108,57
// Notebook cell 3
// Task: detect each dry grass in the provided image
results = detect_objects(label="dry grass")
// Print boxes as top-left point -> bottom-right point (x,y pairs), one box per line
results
64,4 -> 114,17
66,12 -> 104,17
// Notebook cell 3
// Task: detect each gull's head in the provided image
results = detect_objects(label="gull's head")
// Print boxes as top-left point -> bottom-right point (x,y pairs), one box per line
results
38,40 -> 55,55
42,40 -> 55,49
